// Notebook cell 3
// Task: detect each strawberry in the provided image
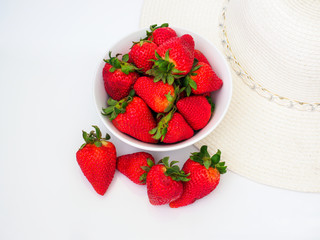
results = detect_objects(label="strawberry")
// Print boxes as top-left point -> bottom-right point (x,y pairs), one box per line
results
150,109 -> 194,143
133,76 -> 177,113
117,152 -> 155,185
129,40 -> 157,73
76,126 -> 117,195
146,157 -> 190,205
184,60 -> 223,95
176,95 -> 212,130
147,34 -> 195,85
146,23 -> 177,46
102,92 -> 157,143
169,146 -> 226,208
103,52 -> 139,100
194,49 -> 210,66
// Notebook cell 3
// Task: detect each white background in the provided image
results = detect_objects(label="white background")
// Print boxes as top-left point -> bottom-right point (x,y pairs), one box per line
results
1,0 -> 319,239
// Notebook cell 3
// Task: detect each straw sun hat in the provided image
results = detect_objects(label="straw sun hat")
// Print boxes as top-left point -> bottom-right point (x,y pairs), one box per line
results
140,0 -> 320,192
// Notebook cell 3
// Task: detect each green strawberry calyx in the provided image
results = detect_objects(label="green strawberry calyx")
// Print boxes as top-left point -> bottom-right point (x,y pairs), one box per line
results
139,158 -> 155,184
101,90 -> 135,120
159,157 -> 190,182
131,39 -> 153,48
104,51 -> 139,75
164,85 -> 184,113
183,58 -> 201,96
206,95 -> 215,115
146,50 -> 185,85
145,23 -> 169,40
149,107 -> 175,141
80,125 -> 110,149
190,145 -> 227,174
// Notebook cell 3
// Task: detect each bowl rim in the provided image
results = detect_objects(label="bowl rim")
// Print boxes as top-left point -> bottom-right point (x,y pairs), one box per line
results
93,26 -> 233,152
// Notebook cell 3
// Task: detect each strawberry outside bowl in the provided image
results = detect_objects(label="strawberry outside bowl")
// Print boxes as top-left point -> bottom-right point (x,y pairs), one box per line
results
93,26 -> 232,152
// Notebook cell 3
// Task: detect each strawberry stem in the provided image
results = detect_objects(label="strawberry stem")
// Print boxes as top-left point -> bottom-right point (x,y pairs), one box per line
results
206,96 -> 215,115
158,157 -> 190,182
146,50 -> 185,85
164,85 -> 181,113
182,59 -> 201,96
149,107 -> 176,141
101,90 -> 135,120
190,146 -> 227,174
131,39 -> 153,48
104,51 -> 139,74
139,158 -> 155,183
80,125 -> 110,149
145,23 -> 169,39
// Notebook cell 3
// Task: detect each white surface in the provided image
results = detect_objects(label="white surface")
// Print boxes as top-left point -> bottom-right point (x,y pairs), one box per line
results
0,0 -> 319,239
94,27 -> 232,151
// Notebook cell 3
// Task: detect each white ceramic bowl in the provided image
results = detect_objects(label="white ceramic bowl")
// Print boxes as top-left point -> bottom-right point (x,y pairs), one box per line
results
94,27 -> 232,151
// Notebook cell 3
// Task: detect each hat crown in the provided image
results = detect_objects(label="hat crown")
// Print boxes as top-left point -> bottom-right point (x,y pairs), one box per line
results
226,0 -> 320,103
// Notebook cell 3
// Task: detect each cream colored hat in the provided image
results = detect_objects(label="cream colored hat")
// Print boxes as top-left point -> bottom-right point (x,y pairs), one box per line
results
140,0 -> 320,192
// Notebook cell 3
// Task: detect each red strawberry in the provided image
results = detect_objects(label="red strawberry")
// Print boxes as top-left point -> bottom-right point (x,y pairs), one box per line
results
133,76 -> 177,113
146,23 -> 177,46
117,152 -> 155,185
169,146 -> 227,208
150,110 -> 194,143
147,34 -> 195,84
184,61 -> 223,95
146,157 -> 190,205
180,34 -> 195,49
163,112 -> 194,143
176,95 -> 212,130
76,126 -> 117,195
103,52 -> 139,100
194,49 -> 210,66
102,92 -> 157,143
129,40 -> 157,73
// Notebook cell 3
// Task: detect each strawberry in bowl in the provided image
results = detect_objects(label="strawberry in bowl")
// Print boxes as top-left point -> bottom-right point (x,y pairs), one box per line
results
94,23 -> 232,151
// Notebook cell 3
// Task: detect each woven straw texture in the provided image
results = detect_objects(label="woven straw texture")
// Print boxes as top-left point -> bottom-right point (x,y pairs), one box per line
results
140,0 -> 320,192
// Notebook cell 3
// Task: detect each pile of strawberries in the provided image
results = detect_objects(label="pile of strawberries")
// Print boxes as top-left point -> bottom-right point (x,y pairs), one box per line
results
76,24 -> 227,208
76,126 -> 227,208
101,23 -> 223,144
